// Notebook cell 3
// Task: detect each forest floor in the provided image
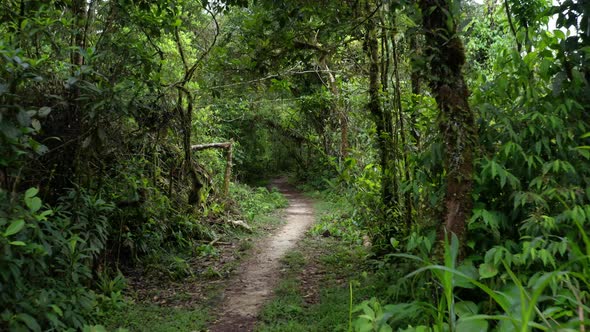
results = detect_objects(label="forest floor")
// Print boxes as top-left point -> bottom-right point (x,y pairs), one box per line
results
208,178 -> 316,331
254,198 -> 372,332
105,180 -> 372,332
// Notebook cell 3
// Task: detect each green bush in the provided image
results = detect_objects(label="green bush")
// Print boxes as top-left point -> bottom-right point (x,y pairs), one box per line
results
0,188 -> 113,331
231,183 -> 288,222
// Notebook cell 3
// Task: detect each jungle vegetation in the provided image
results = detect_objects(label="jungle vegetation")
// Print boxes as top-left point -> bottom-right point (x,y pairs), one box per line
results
0,0 -> 589,330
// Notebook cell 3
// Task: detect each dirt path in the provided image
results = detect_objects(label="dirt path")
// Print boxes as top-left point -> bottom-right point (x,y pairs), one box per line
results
209,178 -> 315,332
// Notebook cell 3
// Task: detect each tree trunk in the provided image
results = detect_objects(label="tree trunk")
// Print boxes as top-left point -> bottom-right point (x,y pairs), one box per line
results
365,4 -> 395,209
409,35 -> 422,147
223,139 -> 233,197
503,0 -> 522,53
391,28 -> 413,231
176,87 -> 203,206
319,56 -> 349,161
70,0 -> 86,186
419,0 -> 477,244
71,0 -> 85,67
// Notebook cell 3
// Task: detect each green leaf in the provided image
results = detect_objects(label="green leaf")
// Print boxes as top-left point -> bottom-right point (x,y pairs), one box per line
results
45,312 -> 60,326
15,313 -> 41,332
31,118 -> 41,131
355,318 -> 373,332
69,237 -> 79,253
5,219 -> 25,236
16,109 -> 32,126
26,196 -> 42,213
83,325 -> 108,332
378,324 -> 393,332
553,29 -> 565,40
490,160 -> 498,178
456,262 -> 477,289
390,238 -> 399,248
478,263 -> 498,279
455,301 -> 478,317
362,304 -> 376,318
25,187 -> 39,198
9,241 -> 26,246
50,304 -> 63,317
456,316 -> 488,332
38,106 -> 51,117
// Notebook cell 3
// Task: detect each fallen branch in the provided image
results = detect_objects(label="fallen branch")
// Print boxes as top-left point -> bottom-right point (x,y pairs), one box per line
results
196,239 -> 232,246
229,219 -> 252,232
191,142 -> 232,150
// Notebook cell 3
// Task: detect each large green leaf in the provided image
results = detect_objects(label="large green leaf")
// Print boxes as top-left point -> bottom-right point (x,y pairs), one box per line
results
455,301 -> 478,318
25,196 -> 42,213
4,219 -> 25,237
478,263 -> 498,279
15,313 -> 41,332
456,317 -> 488,332
24,187 -> 38,198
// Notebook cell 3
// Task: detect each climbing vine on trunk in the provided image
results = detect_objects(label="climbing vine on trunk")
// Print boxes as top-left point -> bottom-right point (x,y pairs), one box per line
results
419,0 -> 477,246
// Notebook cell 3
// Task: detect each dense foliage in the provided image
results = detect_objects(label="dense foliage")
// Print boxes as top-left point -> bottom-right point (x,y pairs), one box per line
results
1,0 -> 589,330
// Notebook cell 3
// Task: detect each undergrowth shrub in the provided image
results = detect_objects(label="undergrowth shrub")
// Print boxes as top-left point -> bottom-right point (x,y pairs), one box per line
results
230,183 -> 288,222
0,188 -> 113,331
103,160 -> 219,262
353,233 -> 590,331
310,213 -> 364,245
324,157 -> 410,252
95,272 -> 127,317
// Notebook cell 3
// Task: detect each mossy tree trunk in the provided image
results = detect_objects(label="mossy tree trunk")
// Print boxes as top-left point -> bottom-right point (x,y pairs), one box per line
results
419,0 -> 477,245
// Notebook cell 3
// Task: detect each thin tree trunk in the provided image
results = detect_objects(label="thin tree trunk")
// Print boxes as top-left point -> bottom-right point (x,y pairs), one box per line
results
70,0 -> 86,186
176,85 -> 202,206
366,4 -> 395,209
71,0 -> 86,67
391,28 -> 413,231
409,35 -> 421,147
503,0 -> 522,53
223,139 -> 233,197
419,0 -> 477,245
172,5 -> 221,206
319,57 -> 348,161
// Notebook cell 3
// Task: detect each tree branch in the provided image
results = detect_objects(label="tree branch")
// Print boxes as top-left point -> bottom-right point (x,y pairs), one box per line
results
191,142 -> 233,150
503,0 -> 522,53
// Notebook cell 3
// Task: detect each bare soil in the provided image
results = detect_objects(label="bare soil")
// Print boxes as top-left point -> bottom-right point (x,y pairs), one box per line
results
209,178 -> 316,332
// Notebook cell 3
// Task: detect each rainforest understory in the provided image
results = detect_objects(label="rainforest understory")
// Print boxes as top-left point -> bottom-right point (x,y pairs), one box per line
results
1,0 -> 589,331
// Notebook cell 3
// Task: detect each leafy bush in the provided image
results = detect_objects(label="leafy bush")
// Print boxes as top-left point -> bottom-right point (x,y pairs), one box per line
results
0,188 -> 113,331
230,183 -> 288,222
95,272 -> 128,316
354,234 -> 590,331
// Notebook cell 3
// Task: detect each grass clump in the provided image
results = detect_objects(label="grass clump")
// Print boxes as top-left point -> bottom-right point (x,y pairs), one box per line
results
256,237 -> 374,332
103,304 -> 210,332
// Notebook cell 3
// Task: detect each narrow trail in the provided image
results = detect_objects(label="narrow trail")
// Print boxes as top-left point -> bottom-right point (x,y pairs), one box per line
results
209,178 -> 316,332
